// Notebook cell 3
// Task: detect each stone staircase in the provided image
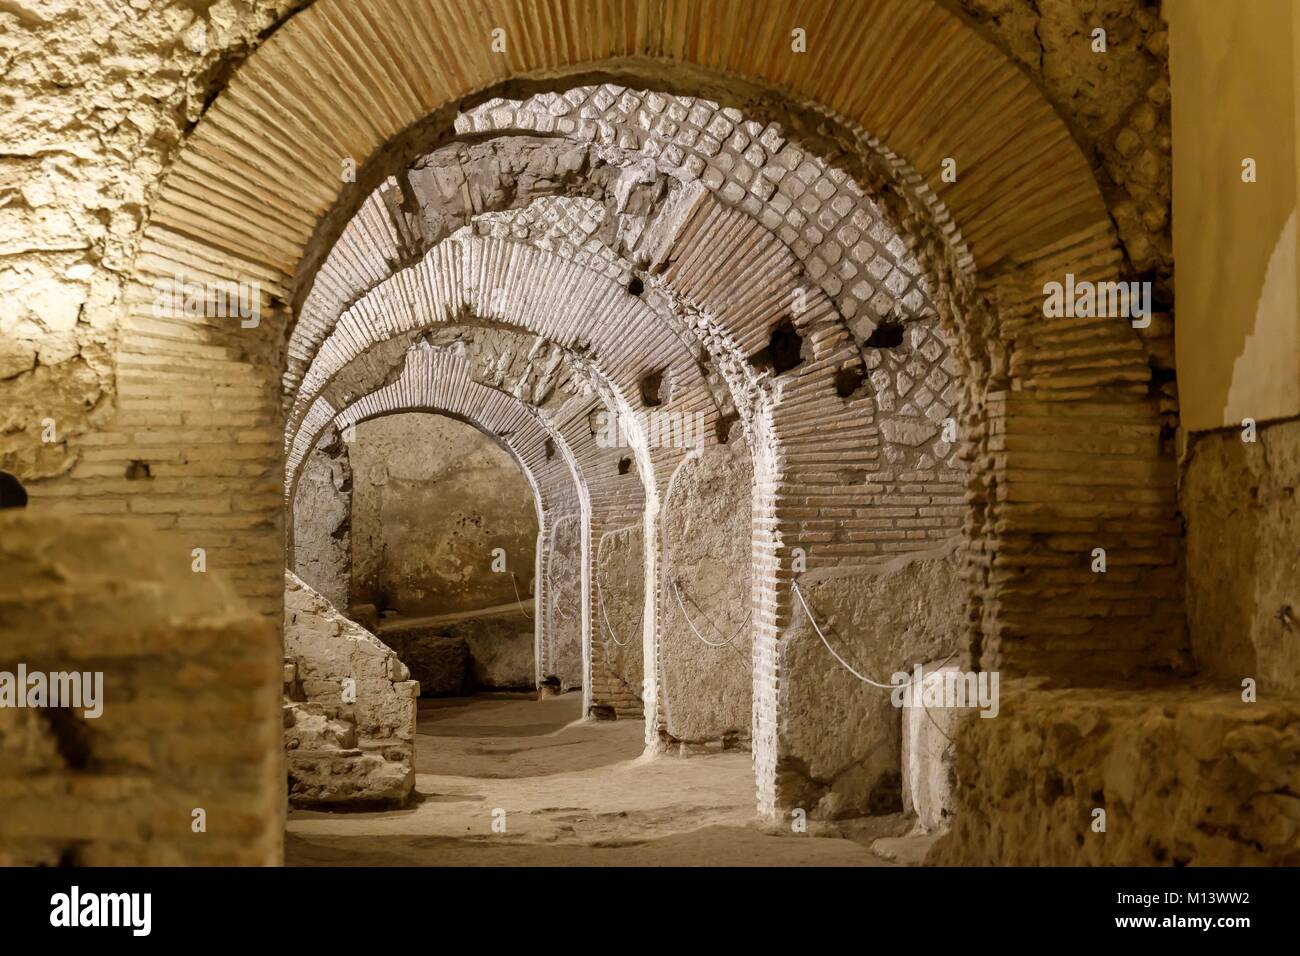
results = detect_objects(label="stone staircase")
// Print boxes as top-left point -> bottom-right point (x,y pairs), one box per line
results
588,667 -> 644,719
282,657 -> 414,807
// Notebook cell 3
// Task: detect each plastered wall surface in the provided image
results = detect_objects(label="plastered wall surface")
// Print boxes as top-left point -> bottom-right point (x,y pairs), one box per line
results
1168,0 -> 1300,429
291,435 -> 351,609
658,442 -> 753,745
349,413 -> 538,618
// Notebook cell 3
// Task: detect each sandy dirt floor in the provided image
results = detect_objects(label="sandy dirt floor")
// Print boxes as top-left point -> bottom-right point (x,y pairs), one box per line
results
285,693 -> 924,866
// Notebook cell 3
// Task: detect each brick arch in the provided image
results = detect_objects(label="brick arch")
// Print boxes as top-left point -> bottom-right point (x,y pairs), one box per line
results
286,322 -> 654,562
285,329 -> 606,504
283,141 -> 651,404
286,347 -> 587,526
90,0 -> 1182,819
275,114 -> 975,793
289,324 -> 658,718
285,243 -> 719,741
282,118 -> 968,506
279,97 -> 976,508
287,236 -> 701,485
281,218 -> 858,757
290,347 -> 592,695
141,0 -> 1107,287
250,47 -> 1170,705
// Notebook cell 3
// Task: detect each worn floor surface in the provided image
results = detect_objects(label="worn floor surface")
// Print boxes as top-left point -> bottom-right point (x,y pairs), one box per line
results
286,693 -> 919,866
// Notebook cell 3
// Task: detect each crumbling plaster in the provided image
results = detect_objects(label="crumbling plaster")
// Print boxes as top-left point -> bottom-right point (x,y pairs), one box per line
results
1181,420 -> 1300,696
350,412 -> 538,619
594,522 -> 646,715
291,430 -> 350,608
546,513 -> 584,691
779,545 -> 965,819
658,441 -> 753,746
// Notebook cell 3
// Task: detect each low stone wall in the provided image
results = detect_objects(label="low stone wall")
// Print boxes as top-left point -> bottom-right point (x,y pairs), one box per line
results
777,544 -> 965,818
929,680 -> 1300,865
282,698 -> 414,807
380,611 -> 535,696
283,572 -> 418,808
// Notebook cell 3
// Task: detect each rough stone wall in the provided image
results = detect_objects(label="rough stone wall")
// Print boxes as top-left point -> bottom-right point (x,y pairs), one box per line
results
281,695 -> 412,808
0,0 -> 306,481
930,681 -> 1300,865
778,546 -> 965,818
283,571 -> 418,807
1181,420 -> 1300,696
291,432 -> 351,608
349,413 -> 538,618
0,512 -> 282,865
594,523 -> 645,715
658,442 -> 753,745
457,617 -> 535,690
380,613 -> 534,696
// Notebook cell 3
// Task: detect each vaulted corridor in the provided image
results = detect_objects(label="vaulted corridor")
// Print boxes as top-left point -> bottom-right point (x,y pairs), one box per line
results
2,0 -> 1298,877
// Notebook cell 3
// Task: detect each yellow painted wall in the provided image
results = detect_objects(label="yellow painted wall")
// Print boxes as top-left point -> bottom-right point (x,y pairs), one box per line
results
1169,0 -> 1300,430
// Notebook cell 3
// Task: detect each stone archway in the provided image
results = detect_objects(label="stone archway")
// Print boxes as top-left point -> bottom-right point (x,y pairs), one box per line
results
288,345 -> 591,697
